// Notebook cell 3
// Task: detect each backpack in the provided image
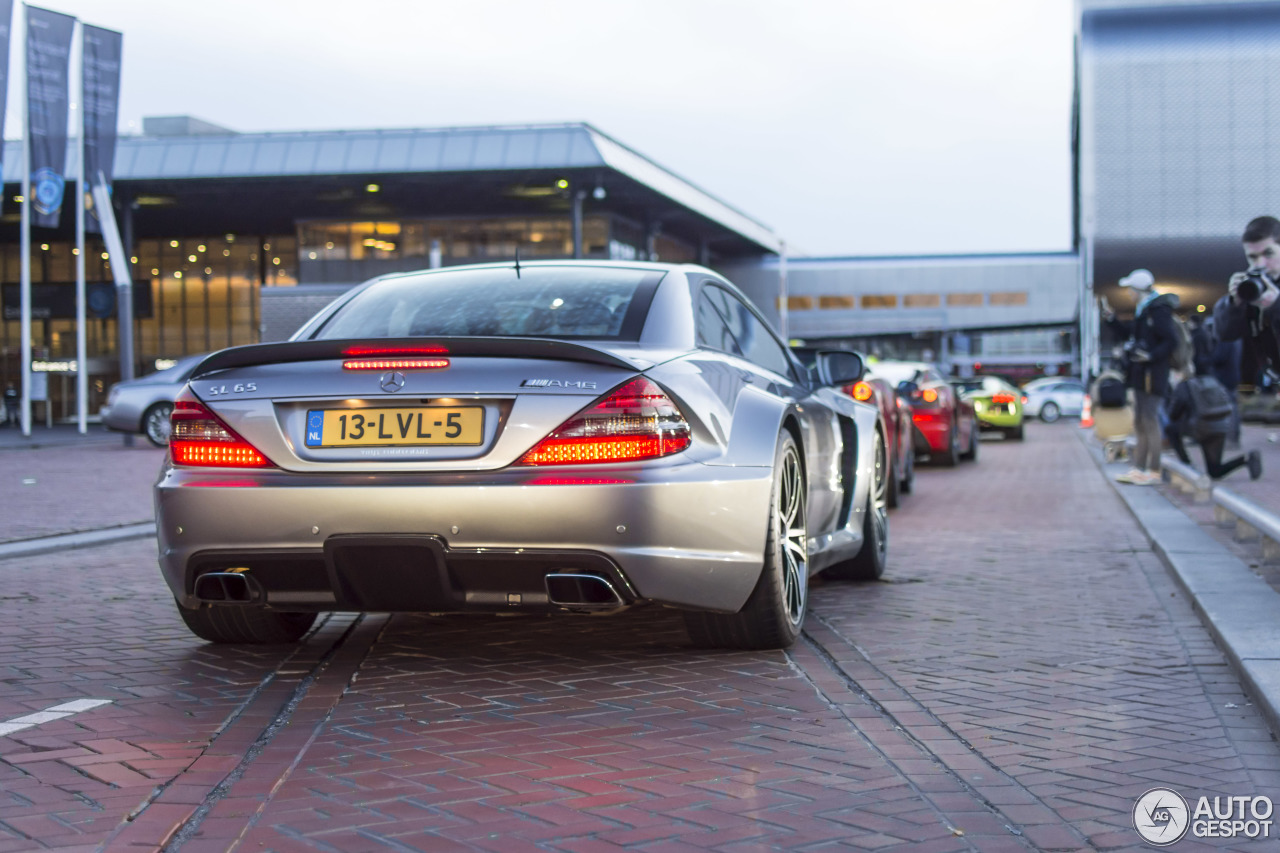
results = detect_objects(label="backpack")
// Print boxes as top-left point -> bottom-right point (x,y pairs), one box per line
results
1096,375 -> 1127,408
1170,315 -> 1195,372
1184,375 -> 1233,439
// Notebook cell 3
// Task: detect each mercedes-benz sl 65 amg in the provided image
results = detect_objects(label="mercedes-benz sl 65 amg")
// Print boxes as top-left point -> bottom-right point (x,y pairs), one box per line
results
155,262 -> 888,650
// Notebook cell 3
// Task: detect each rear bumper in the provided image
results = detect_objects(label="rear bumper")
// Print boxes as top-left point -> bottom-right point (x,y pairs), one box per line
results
974,408 -> 1022,428
155,460 -> 774,614
911,410 -> 953,452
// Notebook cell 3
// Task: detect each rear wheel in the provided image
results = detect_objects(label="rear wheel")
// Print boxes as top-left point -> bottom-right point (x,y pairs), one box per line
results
1040,401 -> 1060,423
824,429 -> 888,581
961,421 -> 980,461
176,600 -> 317,644
886,445 -> 902,509
899,446 -> 915,495
684,432 -> 807,650
1007,423 -> 1025,441
936,423 -> 960,467
143,402 -> 174,447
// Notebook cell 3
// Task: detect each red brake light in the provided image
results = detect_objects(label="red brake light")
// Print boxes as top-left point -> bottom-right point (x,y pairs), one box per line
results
848,382 -> 875,402
1021,396 -> 1028,405
169,388 -> 274,468
991,392 -> 1016,404
516,377 -> 691,466
342,358 -> 449,371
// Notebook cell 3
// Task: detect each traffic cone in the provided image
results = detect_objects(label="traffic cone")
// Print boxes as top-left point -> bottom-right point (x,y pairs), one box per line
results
1080,393 -> 1094,429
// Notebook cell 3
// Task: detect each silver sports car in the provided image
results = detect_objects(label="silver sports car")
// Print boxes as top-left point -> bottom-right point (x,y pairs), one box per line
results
155,261 -> 888,650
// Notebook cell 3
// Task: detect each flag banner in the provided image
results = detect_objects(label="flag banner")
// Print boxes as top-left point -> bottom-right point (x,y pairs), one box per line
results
82,24 -> 121,233
26,6 -> 75,229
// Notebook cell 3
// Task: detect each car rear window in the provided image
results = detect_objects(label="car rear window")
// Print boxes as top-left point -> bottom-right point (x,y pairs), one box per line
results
310,266 -> 662,341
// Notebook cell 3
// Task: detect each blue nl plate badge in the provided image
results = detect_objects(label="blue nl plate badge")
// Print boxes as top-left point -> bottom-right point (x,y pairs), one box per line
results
305,410 -> 324,447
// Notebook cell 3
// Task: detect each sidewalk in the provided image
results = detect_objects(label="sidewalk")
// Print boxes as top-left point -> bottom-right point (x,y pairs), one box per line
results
1085,427 -> 1280,739
0,430 -> 165,545
0,421 -> 126,450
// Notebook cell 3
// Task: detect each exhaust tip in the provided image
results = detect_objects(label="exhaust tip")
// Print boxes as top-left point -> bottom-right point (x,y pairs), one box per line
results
194,571 -> 259,604
545,573 -> 624,609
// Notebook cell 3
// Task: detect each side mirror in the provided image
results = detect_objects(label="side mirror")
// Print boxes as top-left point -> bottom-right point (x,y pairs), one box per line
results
816,350 -> 865,387
896,380 -> 918,396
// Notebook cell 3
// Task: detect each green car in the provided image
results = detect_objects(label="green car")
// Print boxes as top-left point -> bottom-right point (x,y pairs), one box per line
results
949,376 -> 1025,440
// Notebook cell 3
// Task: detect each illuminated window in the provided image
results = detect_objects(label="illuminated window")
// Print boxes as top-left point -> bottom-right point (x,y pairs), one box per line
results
988,291 -> 1028,306
947,293 -> 984,306
904,293 -> 941,308
860,294 -> 898,309
787,296 -> 814,310
819,295 -> 855,309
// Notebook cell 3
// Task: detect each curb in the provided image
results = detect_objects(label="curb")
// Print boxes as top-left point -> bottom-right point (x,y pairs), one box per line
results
0,522 -> 157,561
1078,429 -> 1280,739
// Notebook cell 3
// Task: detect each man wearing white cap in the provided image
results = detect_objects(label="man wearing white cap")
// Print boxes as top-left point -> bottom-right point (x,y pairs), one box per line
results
1110,268 -> 1180,485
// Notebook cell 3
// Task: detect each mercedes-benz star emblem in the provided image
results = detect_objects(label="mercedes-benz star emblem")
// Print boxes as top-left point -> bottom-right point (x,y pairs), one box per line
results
379,371 -> 406,393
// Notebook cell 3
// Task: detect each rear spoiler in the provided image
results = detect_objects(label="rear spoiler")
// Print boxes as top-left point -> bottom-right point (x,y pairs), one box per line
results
189,337 -> 645,379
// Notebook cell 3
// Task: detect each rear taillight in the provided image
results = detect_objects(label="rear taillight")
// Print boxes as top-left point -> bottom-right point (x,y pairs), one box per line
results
919,388 -> 939,404
342,358 -> 449,371
516,377 -> 691,466
1021,396 -> 1028,405
991,393 -> 1016,405
845,382 -> 875,402
170,387 -> 274,468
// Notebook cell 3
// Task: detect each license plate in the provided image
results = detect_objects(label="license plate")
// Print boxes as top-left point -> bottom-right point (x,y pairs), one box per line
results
304,407 -> 483,448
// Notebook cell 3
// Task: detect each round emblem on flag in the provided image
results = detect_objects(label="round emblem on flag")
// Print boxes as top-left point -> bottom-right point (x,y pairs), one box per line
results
32,168 -> 65,216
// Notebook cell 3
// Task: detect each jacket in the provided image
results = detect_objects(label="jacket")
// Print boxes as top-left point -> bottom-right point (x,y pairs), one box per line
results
1213,292 -> 1280,377
1120,291 -> 1180,396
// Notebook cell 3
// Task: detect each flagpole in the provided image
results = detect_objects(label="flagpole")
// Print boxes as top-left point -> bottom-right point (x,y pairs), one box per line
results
18,1 -> 30,436
74,20 -> 85,433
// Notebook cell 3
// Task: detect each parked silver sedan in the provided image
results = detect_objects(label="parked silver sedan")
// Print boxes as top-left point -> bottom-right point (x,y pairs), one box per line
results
99,354 -> 207,446
155,261 -> 888,650
1022,377 -> 1085,423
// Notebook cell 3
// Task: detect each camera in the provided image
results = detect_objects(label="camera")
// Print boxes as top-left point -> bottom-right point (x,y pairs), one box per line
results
1235,268 -> 1276,305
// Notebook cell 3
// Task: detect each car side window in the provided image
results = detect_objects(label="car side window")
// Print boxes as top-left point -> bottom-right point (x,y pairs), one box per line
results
703,285 -> 792,378
695,290 -> 741,356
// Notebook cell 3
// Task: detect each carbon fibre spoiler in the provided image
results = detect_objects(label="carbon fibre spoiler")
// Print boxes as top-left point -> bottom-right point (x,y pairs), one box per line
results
189,337 -> 646,380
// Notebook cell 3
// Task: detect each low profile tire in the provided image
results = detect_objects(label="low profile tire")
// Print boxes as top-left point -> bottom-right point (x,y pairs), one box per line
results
899,446 -> 915,495
936,423 -> 960,467
961,422 -> 979,461
886,451 -> 902,509
143,402 -> 174,447
1039,401 -> 1060,423
824,429 -> 889,582
176,600 -> 317,644
684,432 -> 808,650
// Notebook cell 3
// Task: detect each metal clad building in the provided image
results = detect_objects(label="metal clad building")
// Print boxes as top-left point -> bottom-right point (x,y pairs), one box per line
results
723,253 -> 1081,373
1081,0 -> 1280,309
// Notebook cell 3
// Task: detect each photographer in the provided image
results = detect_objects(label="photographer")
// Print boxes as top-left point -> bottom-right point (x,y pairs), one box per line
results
1213,216 -> 1280,379
1103,268 -> 1180,485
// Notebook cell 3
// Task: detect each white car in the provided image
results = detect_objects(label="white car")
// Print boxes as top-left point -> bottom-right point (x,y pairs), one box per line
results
1022,377 -> 1085,423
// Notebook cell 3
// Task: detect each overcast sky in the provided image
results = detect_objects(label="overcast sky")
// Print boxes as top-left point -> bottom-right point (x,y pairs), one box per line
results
20,0 -> 1077,258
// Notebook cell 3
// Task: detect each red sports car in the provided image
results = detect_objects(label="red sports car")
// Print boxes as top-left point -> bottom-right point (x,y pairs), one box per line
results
866,361 -> 978,467
793,348 -> 915,507
844,375 -> 915,507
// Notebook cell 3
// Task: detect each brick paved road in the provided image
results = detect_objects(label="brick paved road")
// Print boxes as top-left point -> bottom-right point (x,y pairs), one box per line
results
1,423 -> 1277,851
0,443 -> 164,543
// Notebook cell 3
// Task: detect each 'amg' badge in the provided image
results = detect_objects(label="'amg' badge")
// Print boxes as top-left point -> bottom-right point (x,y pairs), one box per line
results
521,379 -> 598,389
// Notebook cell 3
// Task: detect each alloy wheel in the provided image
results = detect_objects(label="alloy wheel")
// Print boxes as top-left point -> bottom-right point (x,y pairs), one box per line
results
778,444 -> 808,627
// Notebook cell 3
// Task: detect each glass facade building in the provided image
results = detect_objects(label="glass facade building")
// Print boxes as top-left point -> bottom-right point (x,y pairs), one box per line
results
0,122 -> 777,421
